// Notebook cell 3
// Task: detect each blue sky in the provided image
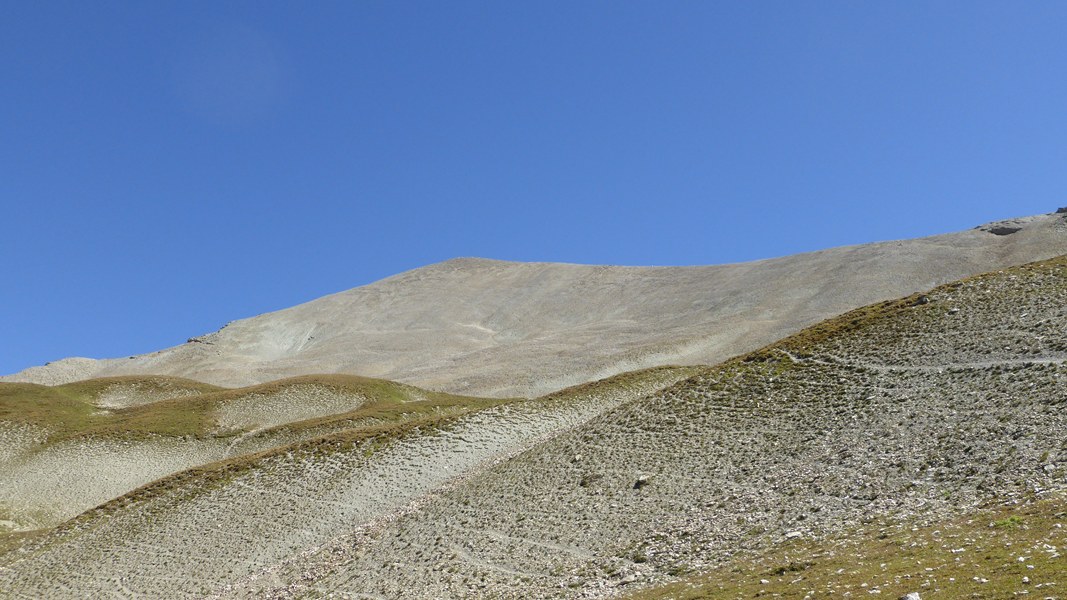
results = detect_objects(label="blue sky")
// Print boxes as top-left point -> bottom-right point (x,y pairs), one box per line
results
2,1 -> 1066,375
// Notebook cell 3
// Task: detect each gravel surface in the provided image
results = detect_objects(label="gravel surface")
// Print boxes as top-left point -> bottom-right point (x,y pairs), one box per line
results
3,258 -> 1066,598
0,369 -> 690,598
238,256 -> 1067,599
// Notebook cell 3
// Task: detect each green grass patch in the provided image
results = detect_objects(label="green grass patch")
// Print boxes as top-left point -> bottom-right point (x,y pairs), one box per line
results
626,492 -> 1067,600
0,376 -> 220,440
0,373 -> 503,444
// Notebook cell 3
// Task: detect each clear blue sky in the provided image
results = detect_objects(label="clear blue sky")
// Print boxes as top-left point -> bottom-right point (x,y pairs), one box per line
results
2,1 -> 1066,375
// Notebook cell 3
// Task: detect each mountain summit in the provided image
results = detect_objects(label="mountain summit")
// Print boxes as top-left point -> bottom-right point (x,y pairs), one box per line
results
6,211 -> 1067,397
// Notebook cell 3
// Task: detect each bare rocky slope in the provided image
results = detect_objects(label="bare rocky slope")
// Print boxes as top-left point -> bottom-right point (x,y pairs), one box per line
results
229,255 -> 1067,599
6,212 -> 1067,397
2,254 -> 1065,598
0,368 -> 696,598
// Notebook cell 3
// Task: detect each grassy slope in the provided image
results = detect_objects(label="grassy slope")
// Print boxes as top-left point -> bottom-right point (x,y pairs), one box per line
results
0,373 -> 512,539
628,491 -> 1067,600
0,376 -> 222,441
0,373 -> 498,443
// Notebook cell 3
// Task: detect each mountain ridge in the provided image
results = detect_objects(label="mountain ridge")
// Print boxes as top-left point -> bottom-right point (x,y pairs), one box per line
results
7,211 -> 1067,398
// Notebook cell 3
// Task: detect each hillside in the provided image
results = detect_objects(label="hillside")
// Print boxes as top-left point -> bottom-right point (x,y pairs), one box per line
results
2,255 -> 1065,598
227,255 -> 1067,598
0,375 -> 505,533
626,490 -> 1067,599
0,367 -> 697,597
6,212 -> 1067,397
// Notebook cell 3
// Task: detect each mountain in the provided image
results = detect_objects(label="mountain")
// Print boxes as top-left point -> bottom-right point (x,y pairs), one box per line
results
3,252 -> 1065,598
6,211 -> 1067,397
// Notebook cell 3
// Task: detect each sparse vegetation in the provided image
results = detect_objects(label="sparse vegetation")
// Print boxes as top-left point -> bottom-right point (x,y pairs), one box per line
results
626,492 -> 1067,600
3,254 -> 1067,598
0,374 -> 511,532
0,376 -> 221,442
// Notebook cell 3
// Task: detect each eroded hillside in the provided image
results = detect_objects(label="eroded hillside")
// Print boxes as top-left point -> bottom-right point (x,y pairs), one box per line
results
0,367 -> 697,597
233,256 -> 1067,598
0,375 -> 505,532
2,257 -> 1065,598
